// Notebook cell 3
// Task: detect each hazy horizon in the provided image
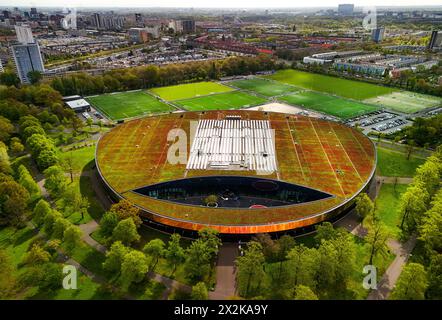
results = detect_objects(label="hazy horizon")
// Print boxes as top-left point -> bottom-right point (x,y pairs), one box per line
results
1,1 -> 442,9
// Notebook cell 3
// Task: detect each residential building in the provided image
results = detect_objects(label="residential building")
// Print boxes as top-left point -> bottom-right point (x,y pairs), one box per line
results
10,43 -> 45,83
372,27 -> 385,43
338,4 -> 354,15
128,28 -> 149,44
181,20 -> 196,33
428,30 -> 442,49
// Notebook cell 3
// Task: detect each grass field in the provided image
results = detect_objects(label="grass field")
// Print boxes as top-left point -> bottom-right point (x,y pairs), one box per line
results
365,91 -> 442,114
229,78 -> 300,97
149,81 -> 234,101
377,147 -> 426,177
266,69 -> 396,100
375,183 -> 408,239
278,91 -> 380,119
175,91 -> 268,111
87,91 -> 173,120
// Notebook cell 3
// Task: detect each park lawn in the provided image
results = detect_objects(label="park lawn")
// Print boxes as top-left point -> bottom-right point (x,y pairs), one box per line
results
376,147 -> 426,177
0,226 -> 39,269
57,175 -> 104,224
87,91 -> 173,121
364,91 -> 442,114
175,91 -> 268,111
279,91 -> 379,119
59,146 -> 95,174
348,236 -> 395,300
149,81 -> 234,101
266,69 -> 396,100
229,78 -> 300,97
28,271 -> 115,300
375,183 -> 408,239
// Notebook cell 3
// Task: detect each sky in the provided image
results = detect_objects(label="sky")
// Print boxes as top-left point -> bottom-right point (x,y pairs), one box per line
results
1,0 -> 441,8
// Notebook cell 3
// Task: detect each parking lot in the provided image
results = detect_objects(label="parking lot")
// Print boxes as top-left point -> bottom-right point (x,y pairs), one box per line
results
346,110 -> 412,135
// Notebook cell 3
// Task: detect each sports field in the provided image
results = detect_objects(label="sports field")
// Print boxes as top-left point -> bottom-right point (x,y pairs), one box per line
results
364,91 -> 442,114
149,81 -> 234,101
174,91 -> 268,111
229,78 -> 300,97
265,69 -> 396,100
279,91 -> 380,119
87,91 -> 173,120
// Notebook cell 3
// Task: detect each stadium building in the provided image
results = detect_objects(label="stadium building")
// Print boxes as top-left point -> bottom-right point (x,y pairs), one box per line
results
96,110 -> 376,238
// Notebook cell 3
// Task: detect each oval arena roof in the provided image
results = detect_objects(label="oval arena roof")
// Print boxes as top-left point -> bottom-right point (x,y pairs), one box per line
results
96,110 -> 376,234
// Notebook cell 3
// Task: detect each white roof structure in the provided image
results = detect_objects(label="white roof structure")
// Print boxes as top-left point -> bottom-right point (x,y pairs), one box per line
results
65,99 -> 90,110
186,118 -> 277,173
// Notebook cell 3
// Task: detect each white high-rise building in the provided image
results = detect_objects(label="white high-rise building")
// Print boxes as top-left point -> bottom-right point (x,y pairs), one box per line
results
14,25 -> 34,44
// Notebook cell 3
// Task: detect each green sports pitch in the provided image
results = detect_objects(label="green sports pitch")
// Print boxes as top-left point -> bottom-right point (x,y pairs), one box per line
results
149,81 -> 234,101
265,69 -> 396,101
279,91 -> 380,119
174,91 -> 268,111
86,91 -> 173,120
229,78 -> 300,97
364,91 -> 442,114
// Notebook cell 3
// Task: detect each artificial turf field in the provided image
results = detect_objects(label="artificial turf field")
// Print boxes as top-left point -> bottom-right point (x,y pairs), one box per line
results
265,69 -> 396,100
174,91 -> 268,111
229,78 -> 301,97
149,81 -> 234,101
86,91 -> 173,120
364,91 -> 442,114
279,91 -> 380,119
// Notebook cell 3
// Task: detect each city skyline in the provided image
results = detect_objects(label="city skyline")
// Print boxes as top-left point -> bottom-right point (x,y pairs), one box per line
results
1,0 -> 442,9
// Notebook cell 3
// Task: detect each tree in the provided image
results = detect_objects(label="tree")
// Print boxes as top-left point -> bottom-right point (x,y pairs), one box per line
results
165,233 -> 186,276
399,182 -> 430,233
110,200 -> 142,227
27,70 -> 43,84
414,161 -> 441,197
112,218 -> 140,245
427,254 -> 442,300
143,239 -> 165,271
293,285 -> 318,300
62,188 -> 89,220
52,217 -> 71,240
43,210 -> 62,236
120,250 -> 149,290
9,137 -> 24,154
0,178 -> 30,227
33,199 -> 52,226
391,263 -> 428,300
17,164 -> 40,199
19,262 -> 63,291
0,71 -> 20,87
191,282 -> 208,300
198,228 -> 221,261
355,193 -> 374,219
365,219 -> 390,265
43,165 -> 67,198
103,241 -> 129,274
184,239 -> 212,282
63,225 -> 82,251
314,240 -> 338,292
236,241 -> 266,298
0,142 -> 11,175
419,189 -> 442,254
24,244 -> 51,265
287,245 -> 319,289
0,116 -> 13,143
0,249 -> 17,298
100,211 -> 119,237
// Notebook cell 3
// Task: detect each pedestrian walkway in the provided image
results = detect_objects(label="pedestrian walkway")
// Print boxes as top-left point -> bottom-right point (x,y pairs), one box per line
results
209,243 -> 239,300
367,235 -> 417,300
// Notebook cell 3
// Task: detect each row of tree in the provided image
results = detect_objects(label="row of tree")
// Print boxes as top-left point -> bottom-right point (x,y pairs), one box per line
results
50,54 -> 277,96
